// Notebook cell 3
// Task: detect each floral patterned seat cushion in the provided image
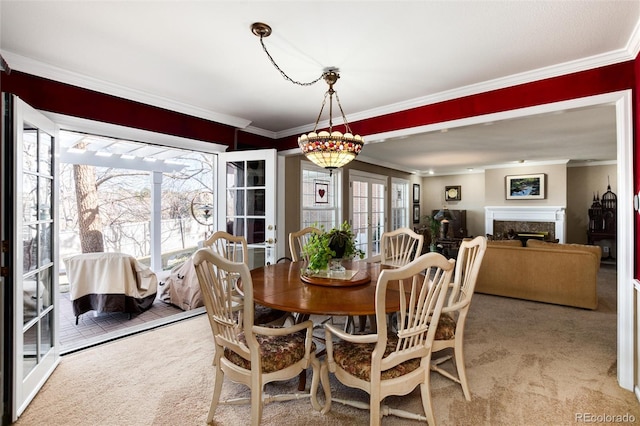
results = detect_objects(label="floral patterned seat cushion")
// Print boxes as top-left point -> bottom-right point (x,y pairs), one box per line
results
224,331 -> 315,374
434,312 -> 456,341
332,334 -> 421,382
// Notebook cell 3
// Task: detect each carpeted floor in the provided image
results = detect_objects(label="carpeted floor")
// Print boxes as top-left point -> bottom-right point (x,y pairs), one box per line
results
15,263 -> 640,425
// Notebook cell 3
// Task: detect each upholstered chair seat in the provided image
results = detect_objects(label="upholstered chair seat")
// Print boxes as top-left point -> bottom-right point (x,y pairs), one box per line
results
225,331 -> 317,373
434,313 -> 457,341
331,334 -> 421,381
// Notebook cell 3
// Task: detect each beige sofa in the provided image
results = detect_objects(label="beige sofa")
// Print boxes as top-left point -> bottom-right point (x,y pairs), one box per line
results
475,239 -> 602,309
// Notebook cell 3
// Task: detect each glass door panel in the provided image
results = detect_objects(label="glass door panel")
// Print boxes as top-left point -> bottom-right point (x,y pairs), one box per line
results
2,95 -> 60,421
350,172 -> 387,262
218,149 -> 276,268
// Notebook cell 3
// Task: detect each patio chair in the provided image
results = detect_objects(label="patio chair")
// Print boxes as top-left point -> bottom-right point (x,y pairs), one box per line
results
322,252 -> 455,425
63,252 -> 157,324
431,235 -> 487,400
204,231 -> 291,326
192,248 -> 325,425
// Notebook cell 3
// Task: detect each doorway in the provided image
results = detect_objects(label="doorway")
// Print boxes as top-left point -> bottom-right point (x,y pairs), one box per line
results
349,171 -> 387,262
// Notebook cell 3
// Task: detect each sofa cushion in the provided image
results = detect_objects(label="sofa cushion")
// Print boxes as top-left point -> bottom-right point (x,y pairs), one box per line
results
487,239 -> 522,247
526,239 -> 602,257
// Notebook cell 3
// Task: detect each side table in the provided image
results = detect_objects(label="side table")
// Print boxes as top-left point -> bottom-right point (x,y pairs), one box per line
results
435,238 -> 462,259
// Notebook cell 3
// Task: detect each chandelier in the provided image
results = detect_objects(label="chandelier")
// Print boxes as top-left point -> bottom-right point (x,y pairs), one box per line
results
251,22 -> 364,173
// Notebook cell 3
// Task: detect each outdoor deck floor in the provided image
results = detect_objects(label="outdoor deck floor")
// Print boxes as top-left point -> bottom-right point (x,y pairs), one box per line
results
59,290 -> 201,354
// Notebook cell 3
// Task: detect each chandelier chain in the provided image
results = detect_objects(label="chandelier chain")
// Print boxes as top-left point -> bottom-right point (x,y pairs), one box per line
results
258,36 -> 324,86
333,91 -> 353,134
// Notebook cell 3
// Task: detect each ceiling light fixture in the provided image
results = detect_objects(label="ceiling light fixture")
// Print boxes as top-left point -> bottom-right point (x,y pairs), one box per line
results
251,22 -> 364,174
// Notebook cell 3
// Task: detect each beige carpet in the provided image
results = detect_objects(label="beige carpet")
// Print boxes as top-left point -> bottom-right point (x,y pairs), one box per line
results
15,264 -> 640,425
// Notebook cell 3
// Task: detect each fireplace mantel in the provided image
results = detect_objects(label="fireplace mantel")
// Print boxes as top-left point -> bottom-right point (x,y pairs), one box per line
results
485,206 -> 566,243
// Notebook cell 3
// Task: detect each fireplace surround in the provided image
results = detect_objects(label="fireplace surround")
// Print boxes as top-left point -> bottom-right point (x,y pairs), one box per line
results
484,206 -> 566,243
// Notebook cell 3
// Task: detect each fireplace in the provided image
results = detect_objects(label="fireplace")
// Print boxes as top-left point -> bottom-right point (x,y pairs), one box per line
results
484,206 -> 566,243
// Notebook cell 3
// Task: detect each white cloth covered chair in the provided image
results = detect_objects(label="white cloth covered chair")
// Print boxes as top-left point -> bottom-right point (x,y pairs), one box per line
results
322,252 -> 455,425
431,235 -> 487,400
204,231 -> 291,326
192,248 -> 325,425
63,252 -> 157,324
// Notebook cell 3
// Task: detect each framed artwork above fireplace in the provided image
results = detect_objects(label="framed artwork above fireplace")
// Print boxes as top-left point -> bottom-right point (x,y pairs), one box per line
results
506,173 -> 546,200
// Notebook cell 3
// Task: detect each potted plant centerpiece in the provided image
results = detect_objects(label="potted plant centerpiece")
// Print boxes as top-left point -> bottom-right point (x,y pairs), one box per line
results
302,221 -> 365,274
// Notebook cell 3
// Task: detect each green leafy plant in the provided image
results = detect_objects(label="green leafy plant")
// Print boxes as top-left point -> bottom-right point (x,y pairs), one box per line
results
424,215 -> 441,249
302,221 -> 365,272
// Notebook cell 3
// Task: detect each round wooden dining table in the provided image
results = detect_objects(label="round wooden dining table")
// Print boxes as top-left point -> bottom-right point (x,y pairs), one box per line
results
239,260 -> 400,391
240,260 -> 401,317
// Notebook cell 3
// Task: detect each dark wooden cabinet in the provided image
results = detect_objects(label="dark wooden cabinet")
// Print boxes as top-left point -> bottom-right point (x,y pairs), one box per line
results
431,209 -> 467,239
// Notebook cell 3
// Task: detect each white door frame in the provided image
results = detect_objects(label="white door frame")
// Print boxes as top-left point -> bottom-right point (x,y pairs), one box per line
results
349,170 -> 388,263
217,149 -> 278,267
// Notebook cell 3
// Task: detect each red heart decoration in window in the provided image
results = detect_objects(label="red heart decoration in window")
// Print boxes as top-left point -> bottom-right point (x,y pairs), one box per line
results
318,189 -> 326,199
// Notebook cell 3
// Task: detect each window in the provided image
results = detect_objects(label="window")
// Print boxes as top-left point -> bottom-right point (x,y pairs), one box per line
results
390,178 -> 410,230
301,163 -> 341,230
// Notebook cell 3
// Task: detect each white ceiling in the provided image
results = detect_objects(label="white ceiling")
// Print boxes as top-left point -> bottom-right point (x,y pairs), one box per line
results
1,1 -> 639,175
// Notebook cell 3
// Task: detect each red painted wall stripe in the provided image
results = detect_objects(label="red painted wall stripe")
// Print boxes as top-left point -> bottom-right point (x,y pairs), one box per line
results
0,71 -> 236,146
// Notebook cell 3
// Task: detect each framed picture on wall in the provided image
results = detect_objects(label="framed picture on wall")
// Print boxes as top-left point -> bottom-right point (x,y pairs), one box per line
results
413,184 -> 420,203
413,204 -> 420,223
314,181 -> 329,204
445,185 -> 461,201
506,173 -> 546,200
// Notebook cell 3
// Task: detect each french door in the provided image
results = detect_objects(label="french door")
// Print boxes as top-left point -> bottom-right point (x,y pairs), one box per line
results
1,95 -> 59,422
217,149 -> 277,268
349,171 -> 386,262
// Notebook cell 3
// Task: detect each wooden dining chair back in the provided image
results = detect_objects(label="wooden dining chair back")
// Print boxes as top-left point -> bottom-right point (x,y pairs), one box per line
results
431,235 -> 487,401
380,227 -> 424,267
289,226 -> 322,262
357,227 -> 424,333
203,230 -> 291,326
203,230 -> 248,264
322,252 -> 455,425
192,248 -> 324,425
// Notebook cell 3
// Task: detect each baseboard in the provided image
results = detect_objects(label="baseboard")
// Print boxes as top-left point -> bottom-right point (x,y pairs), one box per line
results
634,385 -> 640,403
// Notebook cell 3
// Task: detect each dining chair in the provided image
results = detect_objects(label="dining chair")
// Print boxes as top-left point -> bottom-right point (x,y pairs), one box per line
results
380,227 -> 424,267
193,248 -> 325,425
349,227 -> 424,333
431,235 -> 487,401
322,252 -> 455,425
289,226 -> 322,262
204,231 -> 292,326
289,226 -> 339,330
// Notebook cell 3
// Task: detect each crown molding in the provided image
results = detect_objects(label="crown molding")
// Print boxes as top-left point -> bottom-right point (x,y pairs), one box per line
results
240,125 -> 277,139
3,31 -> 637,140
567,160 -> 617,168
275,47 -> 637,139
1,50 -> 252,129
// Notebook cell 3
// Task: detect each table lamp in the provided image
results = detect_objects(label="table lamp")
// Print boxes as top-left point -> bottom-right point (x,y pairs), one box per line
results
434,208 -> 455,239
